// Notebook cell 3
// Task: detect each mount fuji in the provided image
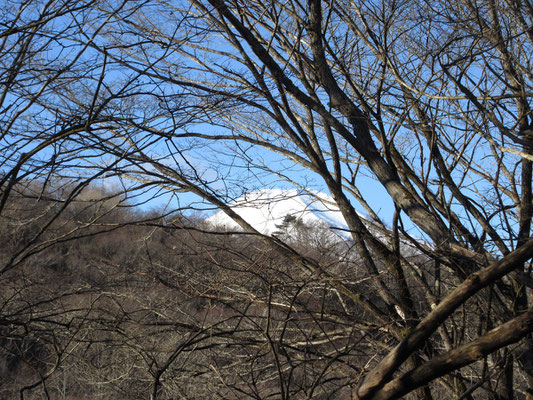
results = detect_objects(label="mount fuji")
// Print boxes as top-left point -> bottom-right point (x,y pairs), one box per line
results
206,189 -> 419,257
206,189 -> 350,239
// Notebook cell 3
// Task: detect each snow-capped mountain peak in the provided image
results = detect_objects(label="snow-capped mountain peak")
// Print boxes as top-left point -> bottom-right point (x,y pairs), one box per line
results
206,189 -> 349,238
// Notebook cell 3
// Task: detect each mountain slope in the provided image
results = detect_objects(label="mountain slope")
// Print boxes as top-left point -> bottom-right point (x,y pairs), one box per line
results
206,189 -> 349,238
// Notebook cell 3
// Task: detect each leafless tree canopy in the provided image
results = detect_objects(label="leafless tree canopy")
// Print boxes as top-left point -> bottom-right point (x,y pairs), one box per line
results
1,0 -> 533,399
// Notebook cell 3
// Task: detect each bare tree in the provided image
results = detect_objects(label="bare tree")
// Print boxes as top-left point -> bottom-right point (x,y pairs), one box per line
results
2,0 -> 533,399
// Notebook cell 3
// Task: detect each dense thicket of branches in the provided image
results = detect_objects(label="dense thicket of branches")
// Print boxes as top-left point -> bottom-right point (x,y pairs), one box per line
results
1,0 -> 533,399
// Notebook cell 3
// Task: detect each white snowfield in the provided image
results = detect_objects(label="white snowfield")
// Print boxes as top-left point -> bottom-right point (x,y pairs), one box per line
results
206,189 -> 349,237
206,189 -> 419,256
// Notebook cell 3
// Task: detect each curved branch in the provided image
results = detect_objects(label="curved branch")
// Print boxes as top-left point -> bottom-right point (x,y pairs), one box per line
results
356,237 -> 533,399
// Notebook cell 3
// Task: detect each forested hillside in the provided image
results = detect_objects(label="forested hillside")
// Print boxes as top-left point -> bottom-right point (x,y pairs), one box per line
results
0,187 -> 401,399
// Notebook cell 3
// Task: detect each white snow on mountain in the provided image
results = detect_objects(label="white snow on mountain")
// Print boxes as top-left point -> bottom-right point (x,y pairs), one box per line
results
206,189 -> 420,257
206,189 -> 349,237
